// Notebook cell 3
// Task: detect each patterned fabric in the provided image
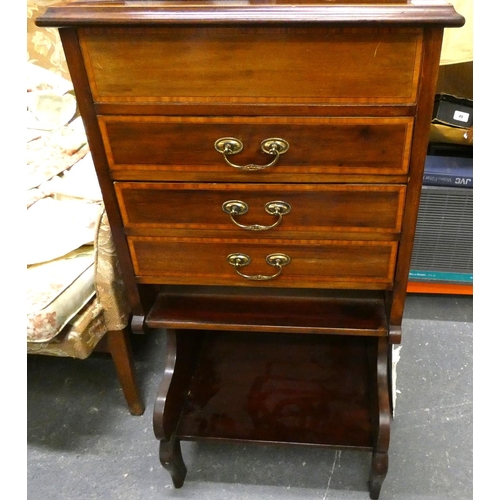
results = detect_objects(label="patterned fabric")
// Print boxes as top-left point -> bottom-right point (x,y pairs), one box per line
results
27,121 -> 89,191
26,1 -> 131,358
27,296 -> 107,360
27,63 -> 76,131
27,1 -> 71,79
27,247 -> 96,342
26,209 -> 132,358
26,207 -> 132,355
94,209 -> 132,331
39,152 -> 103,203
27,187 -> 45,209
440,0 -> 473,65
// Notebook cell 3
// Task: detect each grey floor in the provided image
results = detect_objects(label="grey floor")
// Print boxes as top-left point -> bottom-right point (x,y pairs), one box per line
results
27,293 -> 473,500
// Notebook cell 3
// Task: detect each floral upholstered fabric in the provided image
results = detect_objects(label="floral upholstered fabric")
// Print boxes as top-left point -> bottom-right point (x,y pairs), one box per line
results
26,3 -> 131,359
27,295 -> 107,360
94,210 -> 132,332
27,246 -> 96,343
27,0 -> 71,79
26,207 -> 132,359
27,62 -> 102,265
27,118 -> 88,192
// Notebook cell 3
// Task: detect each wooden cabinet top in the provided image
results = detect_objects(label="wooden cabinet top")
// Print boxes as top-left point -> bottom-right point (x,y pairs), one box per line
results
37,0 -> 464,27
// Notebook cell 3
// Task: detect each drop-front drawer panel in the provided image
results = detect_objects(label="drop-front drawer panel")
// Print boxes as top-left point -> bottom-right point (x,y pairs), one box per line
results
80,27 -> 422,105
128,237 -> 398,289
100,116 -> 413,180
115,183 -> 406,239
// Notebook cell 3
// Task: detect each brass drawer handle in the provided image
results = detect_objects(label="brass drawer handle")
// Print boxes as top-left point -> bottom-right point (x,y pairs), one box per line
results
222,200 -> 291,231
214,137 -> 289,171
227,253 -> 291,281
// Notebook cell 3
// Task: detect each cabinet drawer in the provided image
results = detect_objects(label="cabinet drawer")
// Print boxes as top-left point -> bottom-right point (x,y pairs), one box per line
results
100,116 -> 413,181
115,182 -> 406,239
80,27 -> 422,105
129,237 -> 398,289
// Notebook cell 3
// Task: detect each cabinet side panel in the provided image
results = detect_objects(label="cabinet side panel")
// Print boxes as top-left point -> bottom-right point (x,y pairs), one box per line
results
389,27 -> 445,326
58,27 -> 149,315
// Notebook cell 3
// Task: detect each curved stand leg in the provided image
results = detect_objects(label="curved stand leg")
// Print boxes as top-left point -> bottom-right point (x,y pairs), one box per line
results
153,328 -> 199,488
369,451 -> 388,499
368,337 -> 391,499
159,436 -> 187,488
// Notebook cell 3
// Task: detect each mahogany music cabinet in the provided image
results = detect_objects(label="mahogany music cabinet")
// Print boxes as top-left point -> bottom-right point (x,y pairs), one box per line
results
38,2 -> 464,498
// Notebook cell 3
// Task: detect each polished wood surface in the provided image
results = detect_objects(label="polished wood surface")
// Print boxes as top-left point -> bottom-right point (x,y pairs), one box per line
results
148,325 -> 391,496
38,2 -> 464,498
37,1 -> 465,27
95,102 -> 418,118
100,116 -> 413,180
388,28 -> 445,327
82,27 -> 421,104
368,335 -> 391,499
129,237 -> 398,288
115,183 -> 406,239
57,28 -> 147,315
105,328 -> 145,415
147,287 -> 388,336
177,331 -> 376,447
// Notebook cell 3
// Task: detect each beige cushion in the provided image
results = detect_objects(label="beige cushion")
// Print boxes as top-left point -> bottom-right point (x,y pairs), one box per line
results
27,296 -> 107,360
27,122 -> 89,191
26,197 -> 102,265
27,246 -> 96,342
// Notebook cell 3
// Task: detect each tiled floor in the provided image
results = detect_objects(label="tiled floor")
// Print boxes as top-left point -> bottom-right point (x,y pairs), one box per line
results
27,294 -> 473,500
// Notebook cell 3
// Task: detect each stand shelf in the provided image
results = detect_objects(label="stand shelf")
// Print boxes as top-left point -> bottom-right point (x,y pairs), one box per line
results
147,289 -> 392,499
147,286 -> 388,337
177,331 -> 376,448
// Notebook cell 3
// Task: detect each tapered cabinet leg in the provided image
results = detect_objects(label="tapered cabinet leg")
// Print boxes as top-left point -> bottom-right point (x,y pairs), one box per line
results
107,328 -> 145,415
159,437 -> 187,488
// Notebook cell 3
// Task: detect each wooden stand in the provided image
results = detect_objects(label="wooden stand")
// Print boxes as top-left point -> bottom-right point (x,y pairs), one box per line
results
148,287 -> 392,499
37,2 -> 464,498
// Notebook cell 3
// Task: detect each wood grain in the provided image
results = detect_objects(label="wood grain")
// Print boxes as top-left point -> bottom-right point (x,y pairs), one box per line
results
36,2 -> 465,496
115,182 -> 406,239
176,331 -> 377,447
147,287 -> 388,336
100,116 -> 413,180
81,27 -> 422,104
128,237 -> 398,288
37,1 -> 465,28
